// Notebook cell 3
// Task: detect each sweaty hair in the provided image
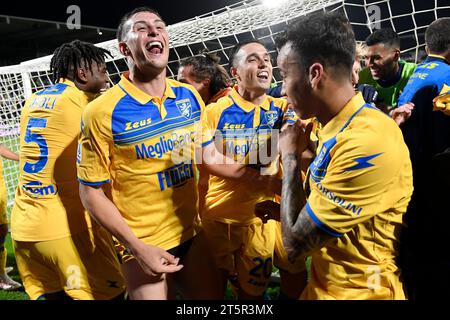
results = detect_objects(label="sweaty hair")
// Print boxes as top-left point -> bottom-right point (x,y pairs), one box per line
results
50,40 -> 112,83
425,18 -> 450,54
229,39 -> 267,68
365,28 -> 400,49
180,50 -> 232,97
285,11 -> 355,77
117,7 -> 164,42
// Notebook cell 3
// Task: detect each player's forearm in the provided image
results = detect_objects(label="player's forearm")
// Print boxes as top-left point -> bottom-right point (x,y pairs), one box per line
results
200,144 -> 281,194
280,153 -> 308,258
79,184 -> 144,252
0,146 -> 19,161
203,162 -> 281,194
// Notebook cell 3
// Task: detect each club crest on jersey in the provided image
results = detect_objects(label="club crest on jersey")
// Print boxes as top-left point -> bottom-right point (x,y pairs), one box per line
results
264,111 -> 279,128
176,99 -> 192,119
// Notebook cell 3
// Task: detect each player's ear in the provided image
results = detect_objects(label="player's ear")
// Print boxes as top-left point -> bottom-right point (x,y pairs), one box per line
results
393,49 -> 401,62
76,68 -> 89,84
308,62 -> 323,89
119,42 -> 131,57
230,67 -> 239,81
201,78 -> 211,88
425,45 -> 430,55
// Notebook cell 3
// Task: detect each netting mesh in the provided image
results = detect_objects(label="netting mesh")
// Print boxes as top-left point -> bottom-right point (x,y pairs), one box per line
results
0,0 -> 448,213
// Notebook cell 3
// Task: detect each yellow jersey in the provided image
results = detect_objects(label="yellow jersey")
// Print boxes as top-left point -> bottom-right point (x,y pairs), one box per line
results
77,73 -> 204,250
201,88 -> 296,225
302,93 -> 413,300
12,79 -> 94,242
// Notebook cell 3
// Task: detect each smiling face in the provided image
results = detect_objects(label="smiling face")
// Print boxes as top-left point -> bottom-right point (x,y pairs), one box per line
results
119,11 -> 169,74
84,62 -> 110,94
364,43 -> 399,81
231,42 -> 273,95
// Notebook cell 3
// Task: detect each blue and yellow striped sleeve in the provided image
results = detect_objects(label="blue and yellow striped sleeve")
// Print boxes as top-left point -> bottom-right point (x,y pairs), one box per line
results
307,128 -> 406,236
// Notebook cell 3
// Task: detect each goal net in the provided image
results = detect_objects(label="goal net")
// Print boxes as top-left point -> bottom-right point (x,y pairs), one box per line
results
0,0 -> 448,212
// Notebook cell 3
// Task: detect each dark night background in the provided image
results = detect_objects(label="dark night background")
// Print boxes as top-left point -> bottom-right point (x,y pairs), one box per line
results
1,0 -> 449,66
1,0 -> 244,28
0,0 -> 243,65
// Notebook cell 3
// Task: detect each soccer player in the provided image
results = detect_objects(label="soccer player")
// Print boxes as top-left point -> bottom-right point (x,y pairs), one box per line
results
359,28 -> 416,113
77,7 -> 221,300
276,12 -> 413,299
0,145 -> 20,291
199,39 -> 297,299
395,17 -> 450,300
177,52 -> 232,216
352,43 -> 378,104
11,40 -> 125,300
177,51 -> 232,105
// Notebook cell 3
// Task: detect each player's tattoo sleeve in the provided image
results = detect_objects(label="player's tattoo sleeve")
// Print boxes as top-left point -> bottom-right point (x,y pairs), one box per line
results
280,154 -> 335,260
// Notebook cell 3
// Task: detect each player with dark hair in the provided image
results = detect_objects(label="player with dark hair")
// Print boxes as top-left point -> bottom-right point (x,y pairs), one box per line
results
275,11 -> 412,299
177,51 -> 232,216
178,51 -> 232,105
359,28 -> 416,113
77,7 -> 221,300
199,39 -> 298,299
396,17 -> 450,300
11,40 -> 125,300
352,43 -> 378,104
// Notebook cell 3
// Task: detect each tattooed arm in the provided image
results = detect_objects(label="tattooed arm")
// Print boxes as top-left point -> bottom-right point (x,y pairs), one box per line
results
278,121 -> 335,261
280,153 -> 335,261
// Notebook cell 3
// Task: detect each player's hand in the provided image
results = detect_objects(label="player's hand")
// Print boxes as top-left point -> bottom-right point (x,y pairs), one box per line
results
132,243 -> 183,277
255,200 -> 281,223
279,120 -> 313,159
390,103 -> 415,126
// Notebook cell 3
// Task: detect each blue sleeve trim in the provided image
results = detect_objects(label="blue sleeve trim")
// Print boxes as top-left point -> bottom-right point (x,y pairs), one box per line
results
305,203 -> 343,238
201,140 -> 213,148
78,178 -> 110,187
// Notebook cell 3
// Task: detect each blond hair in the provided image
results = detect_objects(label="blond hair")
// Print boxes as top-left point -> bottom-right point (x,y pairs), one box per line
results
355,42 -> 366,61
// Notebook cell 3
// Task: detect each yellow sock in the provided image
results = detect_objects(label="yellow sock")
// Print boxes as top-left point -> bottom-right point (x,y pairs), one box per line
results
0,248 -> 6,275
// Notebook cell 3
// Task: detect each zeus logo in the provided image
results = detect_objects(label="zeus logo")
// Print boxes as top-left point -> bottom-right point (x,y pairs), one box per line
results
223,123 -> 246,130
125,117 -> 152,131
345,153 -> 383,172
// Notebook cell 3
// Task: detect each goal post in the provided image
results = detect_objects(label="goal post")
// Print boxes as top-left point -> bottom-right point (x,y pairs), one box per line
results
0,0 -> 448,212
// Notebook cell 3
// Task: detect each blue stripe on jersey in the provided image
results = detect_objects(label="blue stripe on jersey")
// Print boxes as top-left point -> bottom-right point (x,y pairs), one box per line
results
201,140 -> 214,148
36,83 -> 69,96
309,104 -> 370,183
118,118 -> 198,144
216,100 -> 286,133
217,106 -> 255,131
306,203 -> 343,237
111,86 -> 202,145
78,178 -> 110,186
